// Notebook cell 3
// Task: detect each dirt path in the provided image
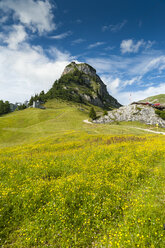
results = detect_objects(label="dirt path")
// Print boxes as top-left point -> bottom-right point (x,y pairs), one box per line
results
135,128 -> 165,135
83,119 -> 93,124
83,119 -> 165,135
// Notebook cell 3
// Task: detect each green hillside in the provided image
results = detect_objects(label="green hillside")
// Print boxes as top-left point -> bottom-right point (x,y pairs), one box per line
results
0,99 -> 165,247
139,94 -> 165,104
0,98 -> 157,147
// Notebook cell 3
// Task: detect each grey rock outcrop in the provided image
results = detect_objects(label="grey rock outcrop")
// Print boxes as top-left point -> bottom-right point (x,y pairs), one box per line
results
94,104 -> 165,127
62,62 -> 97,78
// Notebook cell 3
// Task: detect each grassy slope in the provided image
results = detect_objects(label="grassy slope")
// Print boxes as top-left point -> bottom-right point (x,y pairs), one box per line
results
0,98 -> 164,147
139,94 -> 165,104
0,99 -> 165,247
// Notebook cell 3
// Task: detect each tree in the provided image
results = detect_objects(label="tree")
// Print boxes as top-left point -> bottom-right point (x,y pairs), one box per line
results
39,90 -> 46,102
29,96 -> 34,106
0,100 -> 4,115
89,107 -> 96,120
0,100 -> 11,115
18,104 -> 27,110
4,101 -> 10,113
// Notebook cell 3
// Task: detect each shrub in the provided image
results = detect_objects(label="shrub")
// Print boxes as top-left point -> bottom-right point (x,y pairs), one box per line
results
89,107 -> 96,120
103,110 -> 108,116
155,109 -> 165,120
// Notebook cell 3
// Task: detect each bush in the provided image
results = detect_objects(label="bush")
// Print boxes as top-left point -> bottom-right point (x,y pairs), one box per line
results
155,109 -> 165,120
103,110 -> 108,116
89,107 -> 96,120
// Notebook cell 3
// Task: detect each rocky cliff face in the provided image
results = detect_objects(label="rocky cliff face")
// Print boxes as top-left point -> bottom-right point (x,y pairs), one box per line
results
93,104 -> 165,127
59,62 -> 121,108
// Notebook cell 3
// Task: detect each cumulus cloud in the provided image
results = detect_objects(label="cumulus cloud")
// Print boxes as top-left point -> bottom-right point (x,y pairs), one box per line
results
0,43 -> 73,102
120,39 -> 155,54
102,20 -> 127,32
120,39 -> 145,54
101,76 -> 121,95
2,25 -> 27,49
0,0 -> 55,34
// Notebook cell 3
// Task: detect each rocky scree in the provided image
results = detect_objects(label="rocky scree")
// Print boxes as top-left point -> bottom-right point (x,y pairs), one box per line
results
93,104 -> 165,127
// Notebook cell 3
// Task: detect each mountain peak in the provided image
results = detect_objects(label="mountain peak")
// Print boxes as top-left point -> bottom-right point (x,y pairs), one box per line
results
62,62 -> 96,77
47,62 -> 121,109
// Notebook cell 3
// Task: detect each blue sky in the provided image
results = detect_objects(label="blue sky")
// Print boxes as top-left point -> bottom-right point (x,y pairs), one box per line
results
0,0 -> 165,104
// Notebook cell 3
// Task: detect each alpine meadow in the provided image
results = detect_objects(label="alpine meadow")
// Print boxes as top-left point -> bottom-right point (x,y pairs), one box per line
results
0,97 -> 165,247
1,0 -> 165,247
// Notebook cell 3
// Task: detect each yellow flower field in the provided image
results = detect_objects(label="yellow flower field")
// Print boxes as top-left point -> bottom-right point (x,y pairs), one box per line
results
0,133 -> 165,247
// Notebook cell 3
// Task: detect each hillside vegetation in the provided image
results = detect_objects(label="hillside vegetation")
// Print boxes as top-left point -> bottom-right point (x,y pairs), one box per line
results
139,94 -> 165,104
0,99 -> 165,247
0,99 -> 157,147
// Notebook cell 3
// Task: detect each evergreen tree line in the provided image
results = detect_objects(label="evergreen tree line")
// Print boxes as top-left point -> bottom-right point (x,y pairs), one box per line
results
0,100 -> 10,115
17,104 -> 27,110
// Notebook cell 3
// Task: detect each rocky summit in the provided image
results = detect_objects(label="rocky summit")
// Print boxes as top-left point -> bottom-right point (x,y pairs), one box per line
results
57,62 -> 121,108
94,104 -> 165,127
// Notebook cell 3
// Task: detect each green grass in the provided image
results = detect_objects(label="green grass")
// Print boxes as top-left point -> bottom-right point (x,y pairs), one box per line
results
139,94 -> 165,104
0,99 -> 164,147
0,98 -> 165,247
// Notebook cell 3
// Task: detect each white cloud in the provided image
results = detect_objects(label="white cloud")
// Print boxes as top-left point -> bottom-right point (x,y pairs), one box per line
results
86,52 -> 165,105
101,74 -> 165,105
123,76 -> 143,87
102,76 -> 121,94
120,39 -> 155,54
129,56 -> 165,76
87,53 -> 165,78
88,42 -> 105,49
72,38 -> 85,45
0,43 -> 73,102
145,40 -> 156,49
102,20 -> 127,32
116,83 -> 165,105
3,25 -> 27,49
86,57 -> 128,74
101,75 -> 142,97
0,0 -> 55,34
50,31 -> 72,40
120,39 -> 145,54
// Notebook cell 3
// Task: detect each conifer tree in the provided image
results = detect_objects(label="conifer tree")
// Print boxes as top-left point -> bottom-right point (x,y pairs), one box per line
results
89,107 -> 96,120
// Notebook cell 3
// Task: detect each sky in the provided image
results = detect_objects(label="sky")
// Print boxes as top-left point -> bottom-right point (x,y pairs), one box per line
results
0,0 -> 165,105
